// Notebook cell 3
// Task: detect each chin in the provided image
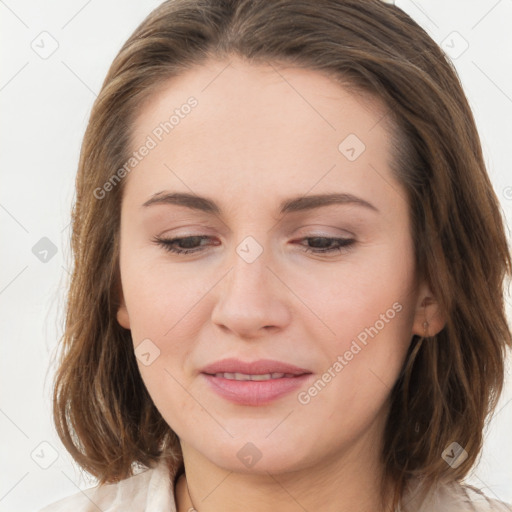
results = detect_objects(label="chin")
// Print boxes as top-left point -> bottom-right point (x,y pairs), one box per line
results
189,433 -> 316,475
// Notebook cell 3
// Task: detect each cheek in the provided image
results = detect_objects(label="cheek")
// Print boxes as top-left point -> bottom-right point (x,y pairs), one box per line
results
293,235 -> 416,348
119,254 -> 219,420
120,247 -> 210,341
297,236 -> 416,404
292,293 -> 414,449
121,260 -> 205,424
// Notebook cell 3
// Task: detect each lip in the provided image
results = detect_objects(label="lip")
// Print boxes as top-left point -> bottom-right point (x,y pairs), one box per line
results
201,358 -> 311,376
200,358 -> 313,406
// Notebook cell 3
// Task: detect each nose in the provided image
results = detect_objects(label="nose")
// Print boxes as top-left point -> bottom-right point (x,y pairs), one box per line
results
210,240 -> 292,339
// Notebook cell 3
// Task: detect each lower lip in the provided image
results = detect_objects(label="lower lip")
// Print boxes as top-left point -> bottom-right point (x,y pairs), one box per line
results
201,373 -> 313,406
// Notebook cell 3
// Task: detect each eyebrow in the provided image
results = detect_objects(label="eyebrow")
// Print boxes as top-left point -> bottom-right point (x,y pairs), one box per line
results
142,191 -> 379,215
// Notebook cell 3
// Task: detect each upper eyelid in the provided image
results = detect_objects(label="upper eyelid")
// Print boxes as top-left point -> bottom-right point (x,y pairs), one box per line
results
154,223 -> 356,237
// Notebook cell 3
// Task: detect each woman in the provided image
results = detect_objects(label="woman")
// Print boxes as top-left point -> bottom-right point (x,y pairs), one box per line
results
41,0 -> 512,510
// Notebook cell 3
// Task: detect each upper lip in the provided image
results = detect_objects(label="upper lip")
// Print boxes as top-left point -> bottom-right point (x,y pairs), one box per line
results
201,358 -> 312,376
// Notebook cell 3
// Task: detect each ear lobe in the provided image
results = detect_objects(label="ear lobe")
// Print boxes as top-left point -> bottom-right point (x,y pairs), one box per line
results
117,301 -> 131,329
412,283 -> 446,338
115,280 -> 131,329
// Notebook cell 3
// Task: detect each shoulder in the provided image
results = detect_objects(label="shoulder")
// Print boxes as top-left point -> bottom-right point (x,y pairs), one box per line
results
403,477 -> 512,512
38,460 -> 176,512
459,484 -> 512,512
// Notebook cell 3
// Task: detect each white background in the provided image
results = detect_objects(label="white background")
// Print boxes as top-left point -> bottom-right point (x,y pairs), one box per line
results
1,0 -> 511,510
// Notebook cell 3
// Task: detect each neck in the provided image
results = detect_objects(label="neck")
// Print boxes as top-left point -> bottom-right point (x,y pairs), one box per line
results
174,426 -> 396,512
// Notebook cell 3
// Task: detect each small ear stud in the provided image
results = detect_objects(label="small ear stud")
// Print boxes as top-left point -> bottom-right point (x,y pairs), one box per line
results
422,300 -> 430,337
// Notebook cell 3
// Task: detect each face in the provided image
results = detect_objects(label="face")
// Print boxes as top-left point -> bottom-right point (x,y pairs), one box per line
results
116,58 -> 442,475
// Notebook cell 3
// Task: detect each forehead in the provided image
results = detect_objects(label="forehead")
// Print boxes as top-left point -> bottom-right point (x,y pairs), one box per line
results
124,58 -> 398,211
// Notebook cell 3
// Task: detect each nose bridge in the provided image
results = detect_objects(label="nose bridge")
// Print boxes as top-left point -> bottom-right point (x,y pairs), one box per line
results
211,233 -> 290,335
227,234 -> 273,297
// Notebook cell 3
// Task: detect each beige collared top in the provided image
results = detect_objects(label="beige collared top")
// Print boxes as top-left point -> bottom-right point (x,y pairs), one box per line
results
39,459 -> 512,512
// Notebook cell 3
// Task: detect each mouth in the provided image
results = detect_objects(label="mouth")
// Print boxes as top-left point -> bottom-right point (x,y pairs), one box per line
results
200,358 -> 313,406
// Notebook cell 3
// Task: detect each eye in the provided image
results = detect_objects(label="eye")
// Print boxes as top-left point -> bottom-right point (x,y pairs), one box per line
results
153,235 -> 355,256
152,235 -> 217,255
299,236 -> 355,255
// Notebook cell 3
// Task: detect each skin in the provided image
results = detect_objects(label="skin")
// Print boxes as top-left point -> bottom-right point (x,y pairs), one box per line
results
116,57 -> 445,512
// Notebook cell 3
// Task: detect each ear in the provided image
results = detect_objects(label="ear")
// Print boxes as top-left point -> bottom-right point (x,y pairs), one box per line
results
115,281 -> 131,330
411,281 -> 446,338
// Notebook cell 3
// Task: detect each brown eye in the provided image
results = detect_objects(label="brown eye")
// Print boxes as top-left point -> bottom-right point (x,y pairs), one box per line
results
153,235 -> 214,255
301,237 -> 355,255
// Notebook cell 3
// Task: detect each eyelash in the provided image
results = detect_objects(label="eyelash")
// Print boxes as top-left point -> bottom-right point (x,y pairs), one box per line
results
152,235 -> 355,256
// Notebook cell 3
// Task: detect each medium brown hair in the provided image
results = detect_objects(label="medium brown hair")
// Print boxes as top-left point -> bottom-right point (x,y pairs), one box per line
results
53,0 -> 512,506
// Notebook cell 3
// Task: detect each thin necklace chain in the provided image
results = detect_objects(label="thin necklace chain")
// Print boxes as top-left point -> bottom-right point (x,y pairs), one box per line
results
185,478 -> 403,512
